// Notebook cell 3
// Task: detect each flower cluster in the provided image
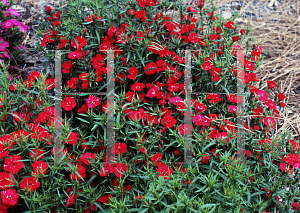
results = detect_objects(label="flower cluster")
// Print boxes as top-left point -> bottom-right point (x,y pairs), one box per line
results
3,0 -> 299,211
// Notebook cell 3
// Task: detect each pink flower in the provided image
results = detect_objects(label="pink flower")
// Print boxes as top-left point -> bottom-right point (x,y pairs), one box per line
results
228,105 -> 237,113
86,96 -> 100,108
255,90 -> 268,102
265,99 -> 277,110
0,37 -> 9,51
169,97 -> 183,106
6,9 -> 20,17
178,124 -> 193,135
12,45 -> 27,51
282,154 -> 300,169
2,20 -> 13,29
193,114 -> 210,126
1,189 -> 19,206
264,117 -> 275,128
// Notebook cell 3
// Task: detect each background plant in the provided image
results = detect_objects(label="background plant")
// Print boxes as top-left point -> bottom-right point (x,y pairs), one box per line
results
0,0 -> 29,75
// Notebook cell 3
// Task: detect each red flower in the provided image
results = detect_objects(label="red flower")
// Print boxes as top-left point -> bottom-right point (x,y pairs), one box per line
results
20,177 -> 40,192
220,120 -> 235,132
138,0 -> 156,7
78,104 -> 88,114
161,114 -> 176,128
207,94 -> 222,104
1,189 -> 19,206
192,100 -> 207,112
245,60 -> 255,71
210,67 -> 222,81
66,77 -> 79,89
79,73 -> 89,81
46,6 -> 52,13
62,61 -> 73,73
267,80 -> 277,89
157,165 -> 173,179
232,36 -> 240,42
112,143 -> 127,156
264,117 -> 276,129
292,202 -> 299,210
108,26 -> 119,37
52,20 -> 60,27
80,153 -> 97,166
255,90 -> 268,102
66,132 -> 79,146
195,0 -> 204,9
128,66 -> 139,79
98,194 -> 113,203
28,71 -> 41,80
58,36 -> 69,49
240,29 -> 246,35
31,161 -> 49,175
45,78 -> 55,90
224,21 -> 234,29
146,86 -> 159,98
245,72 -> 259,83
265,99 -> 277,110
71,36 -> 87,49
200,154 -> 211,164
9,83 -> 16,91
68,49 -> 84,59
37,111 -> 51,123
193,114 -> 211,126
128,9 -> 135,16
129,108 -> 145,121
201,61 -> 213,71
61,97 -> 76,111
3,155 -> 24,174
228,105 -> 237,113
136,31 -> 145,42
131,83 -> 145,91
0,172 -> 15,190
135,10 -> 147,22
114,163 -> 127,178
150,153 -> 162,164
279,162 -> 293,174
188,32 -> 202,43
277,92 -> 286,101
288,139 -> 300,152
144,62 -> 158,75
99,164 -> 114,177
69,164 -> 87,181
